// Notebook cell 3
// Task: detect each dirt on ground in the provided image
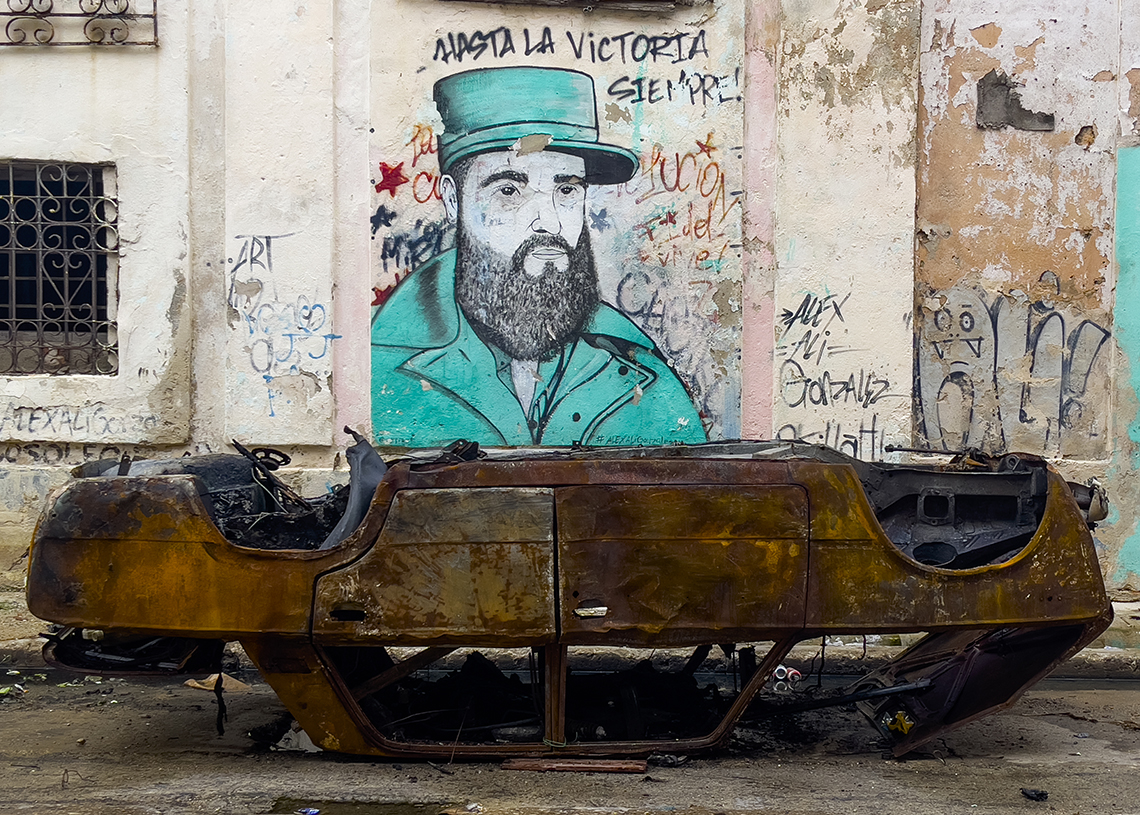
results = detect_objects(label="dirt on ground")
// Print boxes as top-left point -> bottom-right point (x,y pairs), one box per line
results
0,586 -> 41,643
3,648 -> 1140,815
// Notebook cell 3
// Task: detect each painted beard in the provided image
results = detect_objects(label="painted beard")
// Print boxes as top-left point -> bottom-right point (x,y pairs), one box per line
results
455,227 -> 600,361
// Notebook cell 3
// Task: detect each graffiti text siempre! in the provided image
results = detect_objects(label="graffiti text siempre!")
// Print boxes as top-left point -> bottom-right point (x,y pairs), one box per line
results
433,28 -> 708,65
608,68 -> 741,107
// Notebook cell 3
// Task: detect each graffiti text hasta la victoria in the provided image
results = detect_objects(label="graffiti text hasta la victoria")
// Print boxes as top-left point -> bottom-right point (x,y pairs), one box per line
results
433,28 -> 709,66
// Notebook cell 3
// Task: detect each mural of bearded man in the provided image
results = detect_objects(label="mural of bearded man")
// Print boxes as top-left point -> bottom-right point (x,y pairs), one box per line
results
370,66 -> 707,447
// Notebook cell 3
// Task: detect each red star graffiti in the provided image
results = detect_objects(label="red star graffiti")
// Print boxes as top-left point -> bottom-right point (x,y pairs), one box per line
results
374,162 -> 409,197
695,132 -> 717,157
372,272 -> 407,306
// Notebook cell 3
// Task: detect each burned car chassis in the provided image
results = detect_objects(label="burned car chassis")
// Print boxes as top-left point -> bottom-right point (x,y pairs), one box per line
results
26,441 -> 1111,759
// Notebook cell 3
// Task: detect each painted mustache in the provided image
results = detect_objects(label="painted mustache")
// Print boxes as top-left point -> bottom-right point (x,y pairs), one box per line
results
513,233 -> 574,272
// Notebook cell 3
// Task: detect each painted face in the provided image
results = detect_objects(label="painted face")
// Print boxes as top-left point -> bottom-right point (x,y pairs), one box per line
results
456,150 -> 587,278
917,286 -> 1000,450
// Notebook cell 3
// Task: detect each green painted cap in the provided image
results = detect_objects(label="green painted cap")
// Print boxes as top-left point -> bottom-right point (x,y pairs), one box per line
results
433,67 -> 638,185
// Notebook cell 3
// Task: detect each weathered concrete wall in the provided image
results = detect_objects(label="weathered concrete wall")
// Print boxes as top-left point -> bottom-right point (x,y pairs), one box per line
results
915,2 -> 1117,459
6,0 -> 1140,620
217,0 -> 373,448
1106,0 -> 1140,598
0,8 -> 193,449
771,0 -> 919,459
188,0 -> 373,454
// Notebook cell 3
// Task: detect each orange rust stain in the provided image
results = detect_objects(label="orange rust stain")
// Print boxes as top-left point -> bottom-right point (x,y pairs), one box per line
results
970,23 -> 1002,49
917,47 -> 1112,303
1014,36 -> 1045,72
943,49 -> 1001,109
1128,69 -> 1140,125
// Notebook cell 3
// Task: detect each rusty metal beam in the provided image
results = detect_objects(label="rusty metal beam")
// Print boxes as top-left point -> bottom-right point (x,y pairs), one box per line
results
351,647 -> 456,701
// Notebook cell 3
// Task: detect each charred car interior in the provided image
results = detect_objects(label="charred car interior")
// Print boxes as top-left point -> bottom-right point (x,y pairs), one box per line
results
26,437 -> 1111,759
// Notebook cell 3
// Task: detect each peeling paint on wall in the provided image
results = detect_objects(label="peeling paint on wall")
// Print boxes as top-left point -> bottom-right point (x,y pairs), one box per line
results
916,3 -> 1116,458
1110,147 -> 1140,585
976,69 -> 1054,131
1128,70 -> 1140,132
773,0 -> 919,460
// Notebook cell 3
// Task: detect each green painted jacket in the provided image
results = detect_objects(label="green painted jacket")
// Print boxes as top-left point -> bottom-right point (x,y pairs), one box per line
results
370,250 -> 707,448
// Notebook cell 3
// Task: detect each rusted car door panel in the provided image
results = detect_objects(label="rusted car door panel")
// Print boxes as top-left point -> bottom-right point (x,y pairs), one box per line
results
313,488 -> 557,645
802,472 -> 1107,630
26,475 -> 374,638
402,459 -> 793,491
557,485 -> 810,645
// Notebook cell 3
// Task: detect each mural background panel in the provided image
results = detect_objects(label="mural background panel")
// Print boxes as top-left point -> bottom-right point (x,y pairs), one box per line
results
368,0 -> 745,448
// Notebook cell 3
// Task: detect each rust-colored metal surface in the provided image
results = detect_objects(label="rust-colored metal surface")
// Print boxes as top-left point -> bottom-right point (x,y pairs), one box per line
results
314,488 -> 556,646
792,462 -> 1107,631
557,484 -> 809,645
29,474 -> 402,638
25,443 -> 1112,760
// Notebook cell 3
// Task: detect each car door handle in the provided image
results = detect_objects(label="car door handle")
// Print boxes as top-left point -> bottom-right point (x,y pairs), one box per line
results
330,604 -> 367,622
573,605 -> 609,618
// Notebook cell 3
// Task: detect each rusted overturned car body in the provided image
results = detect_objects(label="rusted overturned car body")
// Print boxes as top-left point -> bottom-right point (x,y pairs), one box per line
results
26,441 -> 1111,758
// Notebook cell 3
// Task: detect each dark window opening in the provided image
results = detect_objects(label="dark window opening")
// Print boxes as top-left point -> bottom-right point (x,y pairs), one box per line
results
956,494 -> 1019,523
0,161 -> 118,375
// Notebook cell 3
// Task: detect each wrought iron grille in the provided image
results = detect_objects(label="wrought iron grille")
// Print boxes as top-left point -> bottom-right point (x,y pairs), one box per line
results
0,161 -> 119,375
1,0 -> 157,46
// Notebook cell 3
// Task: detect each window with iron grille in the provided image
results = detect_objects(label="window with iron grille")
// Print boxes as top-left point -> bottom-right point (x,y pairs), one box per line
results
0,161 -> 118,375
